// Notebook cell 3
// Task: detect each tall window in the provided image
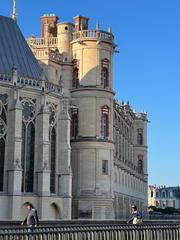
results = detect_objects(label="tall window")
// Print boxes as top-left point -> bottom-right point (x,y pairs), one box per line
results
101,67 -> 109,88
138,155 -> 143,174
102,160 -> 108,175
101,58 -> 109,88
50,127 -> 56,193
101,106 -> 109,139
71,109 -> 78,139
137,128 -> 143,145
48,103 -> 57,193
21,98 -> 36,193
0,94 -> 8,192
72,59 -> 79,88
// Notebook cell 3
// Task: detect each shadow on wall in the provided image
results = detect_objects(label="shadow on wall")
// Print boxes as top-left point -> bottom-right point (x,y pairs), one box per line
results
50,202 -> 61,219
79,66 -> 99,86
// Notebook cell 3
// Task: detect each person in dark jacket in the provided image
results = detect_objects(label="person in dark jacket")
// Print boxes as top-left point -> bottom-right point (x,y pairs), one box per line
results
127,205 -> 143,224
21,202 -> 39,231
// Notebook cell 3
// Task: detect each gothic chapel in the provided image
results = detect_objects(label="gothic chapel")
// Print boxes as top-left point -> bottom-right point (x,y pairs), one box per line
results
0,2 -> 148,220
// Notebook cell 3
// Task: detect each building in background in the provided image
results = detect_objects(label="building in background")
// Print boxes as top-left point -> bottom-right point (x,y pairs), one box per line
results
148,185 -> 180,209
148,185 -> 157,207
0,9 -> 148,220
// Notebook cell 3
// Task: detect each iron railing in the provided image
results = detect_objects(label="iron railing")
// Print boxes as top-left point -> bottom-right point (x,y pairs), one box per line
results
0,224 -> 179,240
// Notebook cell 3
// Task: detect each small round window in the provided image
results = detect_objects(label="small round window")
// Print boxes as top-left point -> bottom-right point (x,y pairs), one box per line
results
65,26 -> 68,30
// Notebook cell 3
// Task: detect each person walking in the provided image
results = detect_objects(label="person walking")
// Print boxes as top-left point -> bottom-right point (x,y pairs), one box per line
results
21,202 -> 39,232
127,205 -> 143,224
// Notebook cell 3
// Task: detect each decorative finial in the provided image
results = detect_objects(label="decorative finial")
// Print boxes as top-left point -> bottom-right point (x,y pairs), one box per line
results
108,26 -> 112,33
96,22 -> 100,30
12,0 -> 17,21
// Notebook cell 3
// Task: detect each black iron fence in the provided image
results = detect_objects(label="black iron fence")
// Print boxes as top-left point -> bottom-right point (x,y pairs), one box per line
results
0,224 -> 180,240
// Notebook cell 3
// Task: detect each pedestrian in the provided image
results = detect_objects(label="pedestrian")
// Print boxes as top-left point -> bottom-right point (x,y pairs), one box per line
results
127,205 -> 143,224
21,202 -> 39,232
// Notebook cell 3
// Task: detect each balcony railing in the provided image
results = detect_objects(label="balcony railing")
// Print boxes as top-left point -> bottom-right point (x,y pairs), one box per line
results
32,49 -> 63,63
72,30 -> 114,42
27,37 -> 58,48
0,224 -> 179,240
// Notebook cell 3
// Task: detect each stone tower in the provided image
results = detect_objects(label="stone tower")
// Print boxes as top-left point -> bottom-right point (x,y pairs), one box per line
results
133,113 -> 148,209
26,14 -> 148,220
70,16 -> 116,219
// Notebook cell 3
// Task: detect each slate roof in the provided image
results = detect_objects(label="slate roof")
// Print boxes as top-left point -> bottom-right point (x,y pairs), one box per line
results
0,15 -> 42,79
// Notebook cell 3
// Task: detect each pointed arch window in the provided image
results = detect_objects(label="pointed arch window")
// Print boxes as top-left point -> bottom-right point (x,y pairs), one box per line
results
71,108 -> 78,139
0,94 -> 8,192
137,128 -> 143,145
48,103 -> 57,194
101,106 -> 109,139
101,58 -> 109,88
50,127 -> 56,193
21,98 -> 36,193
138,155 -> 143,174
72,59 -> 79,88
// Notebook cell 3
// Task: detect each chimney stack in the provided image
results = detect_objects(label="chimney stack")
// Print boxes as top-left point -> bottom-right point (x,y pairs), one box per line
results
74,16 -> 89,31
41,14 -> 59,38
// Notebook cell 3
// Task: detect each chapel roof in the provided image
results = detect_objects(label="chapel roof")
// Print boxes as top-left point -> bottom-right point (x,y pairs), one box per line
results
0,16 -> 42,79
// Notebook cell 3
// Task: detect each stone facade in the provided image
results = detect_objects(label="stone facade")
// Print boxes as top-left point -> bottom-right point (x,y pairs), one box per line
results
148,185 -> 180,209
0,13 -> 148,220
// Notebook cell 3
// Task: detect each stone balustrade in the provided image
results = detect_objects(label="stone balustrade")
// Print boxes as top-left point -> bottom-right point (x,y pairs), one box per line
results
0,73 -> 62,94
0,74 -> 12,83
72,30 -> 114,42
27,37 -> 58,48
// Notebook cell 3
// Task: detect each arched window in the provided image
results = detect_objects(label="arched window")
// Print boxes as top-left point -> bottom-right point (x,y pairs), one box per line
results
21,98 -> 36,193
101,114 -> 108,139
71,114 -> 78,138
48,103 -> 57,194
101,58 -> 109,88
101,67 -> 109,88
137,128 -> 143,145
0,94 -> 8,192
71,113 -> 78,138
50,127 -> 56,193
73,68 -> 79,88
101,106 -> 109,139
72,59 -> 79,88
138,155 -> 143,174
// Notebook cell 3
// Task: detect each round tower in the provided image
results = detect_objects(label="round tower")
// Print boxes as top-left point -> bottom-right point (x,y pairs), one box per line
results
56,22 -> 74,90
70,16 -> 116,219
57,22 -> 74,62
133,113 -> 148,211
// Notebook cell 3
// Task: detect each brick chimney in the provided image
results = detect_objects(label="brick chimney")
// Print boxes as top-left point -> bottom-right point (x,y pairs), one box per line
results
41,14 -> 59,37
74,16 -> 89,31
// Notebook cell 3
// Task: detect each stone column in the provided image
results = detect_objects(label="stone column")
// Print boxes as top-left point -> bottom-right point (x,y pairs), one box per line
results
57,99 -> 72,220
35,97 -> 51,220
35,99 -> 50,196
6,88 -> 23,219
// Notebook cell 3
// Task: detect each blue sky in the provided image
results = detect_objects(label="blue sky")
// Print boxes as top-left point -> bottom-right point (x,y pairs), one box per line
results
1,0 -> 180,186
